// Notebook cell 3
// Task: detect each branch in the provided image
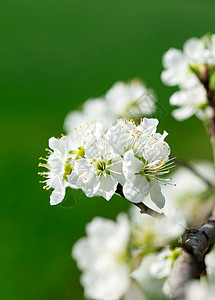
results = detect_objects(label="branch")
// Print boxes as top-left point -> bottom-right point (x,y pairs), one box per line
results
115,184 -> 165,219
169,215 -> 215,300
176,157 -> 215,191
197,69 -> 215,163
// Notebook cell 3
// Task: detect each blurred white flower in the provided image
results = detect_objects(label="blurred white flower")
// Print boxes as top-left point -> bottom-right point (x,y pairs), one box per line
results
170,85 -> 213,121
124,282 -> 146,300
72,207 -> 184,300
131,254 -> 166,300
106,80 -> 156,120
150,247 -> 181,279
162,161 -> 215,225
64,98 -> 114,133
161,34 -> 215,121
129,207 -> 184,251
161,48 -> 198,89
184,35 -> 215,65
185,281 -> 215,300
72,214 -> 131,300
162,34 -> 215,88
205,248 -> 215,285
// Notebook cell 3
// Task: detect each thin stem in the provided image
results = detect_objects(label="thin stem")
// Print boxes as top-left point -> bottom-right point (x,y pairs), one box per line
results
115,184 -> 165,219
197,69 -> 215,164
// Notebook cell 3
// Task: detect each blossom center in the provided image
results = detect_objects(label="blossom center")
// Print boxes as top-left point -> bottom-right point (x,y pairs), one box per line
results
69,146 -> 85,159
63,157 -> 73,181
95,160 -> 111,176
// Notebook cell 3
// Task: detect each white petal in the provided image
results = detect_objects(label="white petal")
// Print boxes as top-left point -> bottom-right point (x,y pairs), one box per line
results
172,106 -> 196,121
106,119 -> 136,155
49,137 -> 62,151
183,37 -> 204,62
150,181 -> 165,209
50,186 -> 66,205
94,176 -> 118,200
63,110 -> 86,133
162,48 -> 184,69
170,90 -> 190,106
138,117 -> 158,133
77,172 -> 100,197
144,141 -> 170,163
123,176 -> 149,203
123,150 -> 143,181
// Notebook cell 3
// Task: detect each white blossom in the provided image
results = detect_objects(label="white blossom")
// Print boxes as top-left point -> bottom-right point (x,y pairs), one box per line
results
150,246 -> 182,279
205,248 -> 215,286
185,281 -> 215,300
38,123 -> 103,205
162,161 -> 215,225
131,254 -> 167,300
72,214 -> 131,300
106,80 -> 156,120
129,207 -> 184,250
161,34 -> 215,121
124,282 -> 146,300
161,34 -> 215,89
161,47 -> 198,89
40,117 -> 175,207
170,85 -> 213,121
64,98 -> 114,133
38,136 -> 78,205
107,117 -> 174,208
68,134 -> 125,200
184,35 -> 215,65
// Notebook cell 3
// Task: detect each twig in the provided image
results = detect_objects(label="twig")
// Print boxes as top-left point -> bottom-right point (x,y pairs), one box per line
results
169,215 -> 215,300
176,157 -> 215,191
197,69 -> 215,164
115,184 -> 165,219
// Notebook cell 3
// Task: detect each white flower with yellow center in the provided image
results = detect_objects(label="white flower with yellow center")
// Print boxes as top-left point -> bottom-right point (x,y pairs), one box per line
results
38,136 -> 77,205
106,79 -> 156,120
69,134 -> 125,200
38,123 -> 103,205
108,118 -> 174,208
72,214 -> 131,300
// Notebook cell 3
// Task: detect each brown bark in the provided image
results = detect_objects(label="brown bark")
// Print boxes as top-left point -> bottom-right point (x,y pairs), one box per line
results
169,215 -> 215,300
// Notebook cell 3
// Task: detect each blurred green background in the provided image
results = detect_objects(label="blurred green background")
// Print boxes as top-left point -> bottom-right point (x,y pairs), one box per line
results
1,0 -> 215,299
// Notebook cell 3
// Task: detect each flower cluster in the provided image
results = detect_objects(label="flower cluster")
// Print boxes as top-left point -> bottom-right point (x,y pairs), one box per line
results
64,79 -> 156,133
72,209 -> 184,300
39,118 -> 174,208
161,34 -> 215,121
38,30 -> 215,300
